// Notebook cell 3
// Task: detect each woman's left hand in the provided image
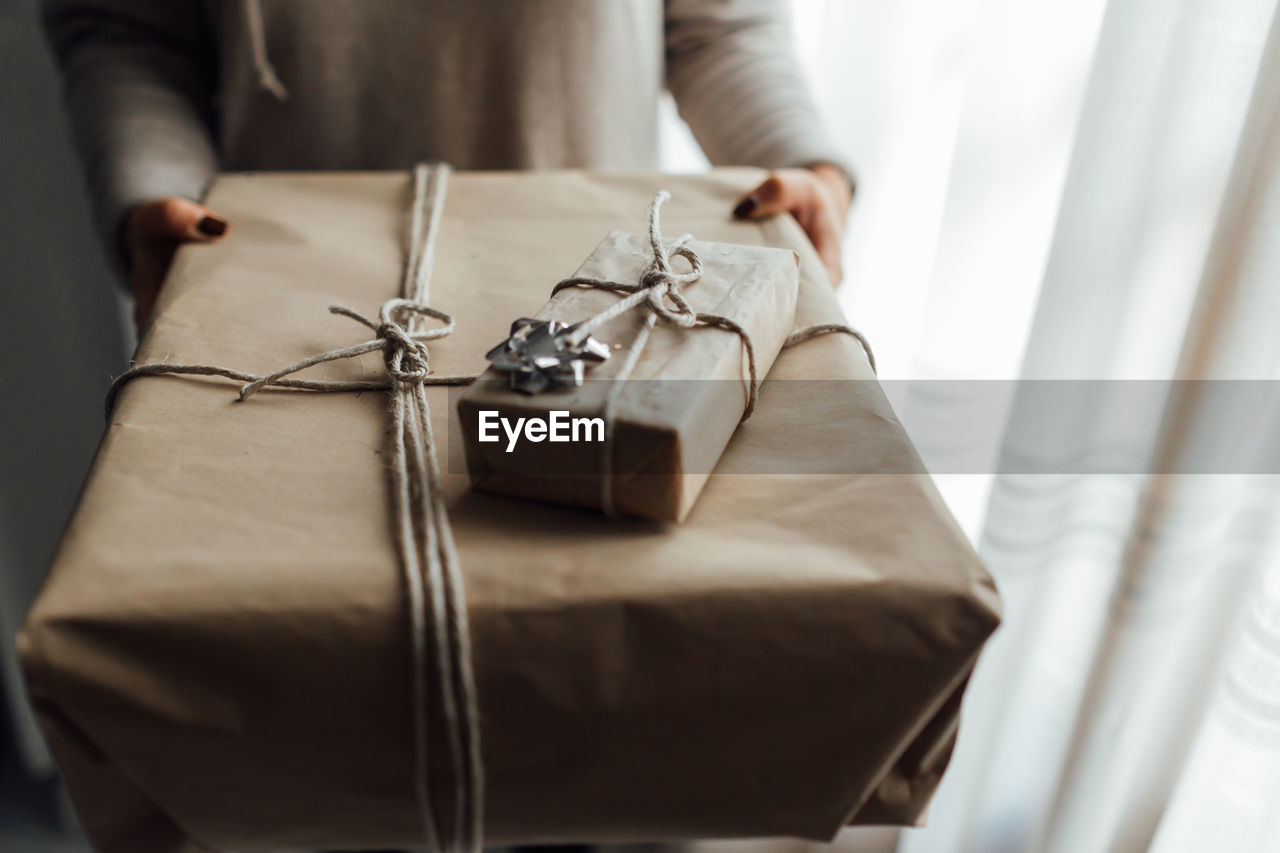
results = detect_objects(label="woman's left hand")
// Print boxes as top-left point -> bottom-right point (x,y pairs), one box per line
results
733,164 -> 853,286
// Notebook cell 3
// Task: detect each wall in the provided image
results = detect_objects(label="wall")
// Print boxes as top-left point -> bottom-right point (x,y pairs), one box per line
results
0,0 -> 127,775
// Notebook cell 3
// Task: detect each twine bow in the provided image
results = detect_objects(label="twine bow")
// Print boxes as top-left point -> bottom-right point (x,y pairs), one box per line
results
235,297 -> 460,399
553,191 -> 762,418
557,199 -> 704,334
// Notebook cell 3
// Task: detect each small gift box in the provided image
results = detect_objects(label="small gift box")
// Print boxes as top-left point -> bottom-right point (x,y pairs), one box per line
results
458,205 -> 800,521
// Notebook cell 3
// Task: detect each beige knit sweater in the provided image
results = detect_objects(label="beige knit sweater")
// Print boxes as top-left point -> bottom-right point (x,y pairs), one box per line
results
42,0 -> 848,266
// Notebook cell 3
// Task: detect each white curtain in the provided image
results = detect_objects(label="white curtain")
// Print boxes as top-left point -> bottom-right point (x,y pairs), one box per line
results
675,0 -> 1280,850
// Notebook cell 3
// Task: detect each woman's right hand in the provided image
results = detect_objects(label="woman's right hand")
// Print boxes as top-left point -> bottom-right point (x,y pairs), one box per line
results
122,198 -> 228,331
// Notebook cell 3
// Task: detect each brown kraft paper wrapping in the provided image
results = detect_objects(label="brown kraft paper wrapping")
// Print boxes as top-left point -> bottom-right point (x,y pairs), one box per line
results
18,169 -> 1001,853
460,230 -> 799,521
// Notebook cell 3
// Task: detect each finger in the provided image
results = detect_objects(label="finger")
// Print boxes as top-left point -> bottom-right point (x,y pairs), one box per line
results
805,204 -> 846,286
732,171 -> 816,220
131,197 -> 229,243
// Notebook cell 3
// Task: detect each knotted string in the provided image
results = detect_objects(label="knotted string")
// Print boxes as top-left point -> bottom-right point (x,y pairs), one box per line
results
105,164 -> 482,853
549,190 -> 876,516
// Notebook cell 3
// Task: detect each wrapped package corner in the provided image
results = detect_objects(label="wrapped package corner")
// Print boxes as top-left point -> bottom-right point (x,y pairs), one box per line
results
18,169 -> 1001,853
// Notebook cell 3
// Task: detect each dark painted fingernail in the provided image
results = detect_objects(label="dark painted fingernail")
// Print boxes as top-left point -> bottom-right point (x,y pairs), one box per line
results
732,197 -> 757,219
197,215 -> 228,237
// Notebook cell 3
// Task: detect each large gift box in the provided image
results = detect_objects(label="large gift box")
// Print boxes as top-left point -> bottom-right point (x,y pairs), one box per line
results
19,168 -> 1000,853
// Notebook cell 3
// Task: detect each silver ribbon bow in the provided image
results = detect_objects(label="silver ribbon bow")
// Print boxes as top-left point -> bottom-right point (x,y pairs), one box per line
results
484,317 -> 612,394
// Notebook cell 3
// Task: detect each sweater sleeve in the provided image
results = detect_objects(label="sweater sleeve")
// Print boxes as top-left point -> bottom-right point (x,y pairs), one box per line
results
664,0 -> 852,180
41,0 -> 219,273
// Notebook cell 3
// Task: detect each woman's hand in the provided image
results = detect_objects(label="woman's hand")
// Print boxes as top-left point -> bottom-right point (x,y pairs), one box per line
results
733,164 -> 853,286
122,198 -> 228,330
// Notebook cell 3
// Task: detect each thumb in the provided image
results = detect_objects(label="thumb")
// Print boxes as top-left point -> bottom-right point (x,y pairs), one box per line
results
129,197 -> 229,243
732,173 -> 813,220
